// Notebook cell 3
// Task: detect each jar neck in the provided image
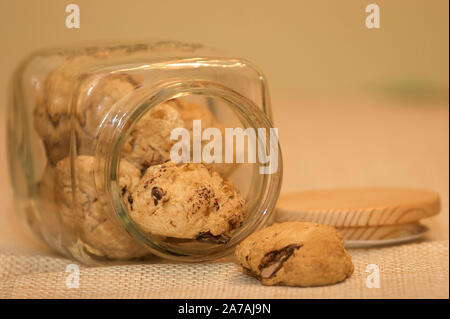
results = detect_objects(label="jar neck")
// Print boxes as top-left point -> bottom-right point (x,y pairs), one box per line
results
93,79 -> 282,261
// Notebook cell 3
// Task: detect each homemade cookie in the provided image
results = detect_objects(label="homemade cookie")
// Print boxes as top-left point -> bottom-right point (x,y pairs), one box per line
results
171,99 -> 216,131
55,155 -> 149,259
121,101 -> 185,172
34,57 -> 141,165
128,161 -> 247,241
235,222 -> 354,287
76,73 -> 142,155
34,53 -> 238,177
122,99 -> 237,177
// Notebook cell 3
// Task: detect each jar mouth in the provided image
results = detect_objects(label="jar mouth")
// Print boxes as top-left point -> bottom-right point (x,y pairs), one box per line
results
94,79 -> 282,261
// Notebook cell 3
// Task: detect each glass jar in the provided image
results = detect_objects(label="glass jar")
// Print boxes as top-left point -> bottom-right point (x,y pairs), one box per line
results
7,41 -> 282,264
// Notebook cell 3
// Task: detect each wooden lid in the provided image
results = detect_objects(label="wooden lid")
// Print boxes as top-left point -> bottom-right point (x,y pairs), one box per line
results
275,187 -> 440,227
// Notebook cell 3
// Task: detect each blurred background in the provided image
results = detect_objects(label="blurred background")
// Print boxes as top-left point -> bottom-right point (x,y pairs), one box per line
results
0,0 -> 448,254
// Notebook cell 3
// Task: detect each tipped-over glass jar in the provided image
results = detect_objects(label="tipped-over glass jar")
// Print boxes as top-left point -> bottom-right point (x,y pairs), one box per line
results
7,42 -> 282,264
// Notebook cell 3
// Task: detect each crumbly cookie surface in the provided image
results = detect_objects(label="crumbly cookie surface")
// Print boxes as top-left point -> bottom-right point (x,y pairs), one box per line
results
128,161 -> 247,241
121,101 -> 185,172
121,99 -> 236,177
34,58 -> 141,165
235,222 -> 354,287
55,155 -> 149,259
35,56 -> 238,177
171,99 -> 216,131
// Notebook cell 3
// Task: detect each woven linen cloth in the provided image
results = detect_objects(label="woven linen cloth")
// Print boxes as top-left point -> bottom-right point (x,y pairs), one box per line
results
0,241 -> 448,299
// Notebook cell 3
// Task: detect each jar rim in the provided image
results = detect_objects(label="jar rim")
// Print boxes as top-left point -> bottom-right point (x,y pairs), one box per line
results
94,79 -> 283,262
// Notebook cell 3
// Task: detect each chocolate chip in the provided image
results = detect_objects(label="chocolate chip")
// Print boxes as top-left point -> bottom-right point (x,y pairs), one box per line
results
121,186 -> 127,196
213,200 -> 220,210
151,186 -> 164,205
127,194 -> 134,210
197,187 -> 211,201
258,244 -> 302,279
195,231 -> 230,245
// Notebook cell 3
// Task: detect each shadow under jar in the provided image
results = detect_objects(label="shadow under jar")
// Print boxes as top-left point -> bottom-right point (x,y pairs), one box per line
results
8,42 -> 282,264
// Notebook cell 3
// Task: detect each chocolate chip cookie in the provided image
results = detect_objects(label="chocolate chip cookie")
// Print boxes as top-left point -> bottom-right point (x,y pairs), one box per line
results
121,101 -> 185,172
34,57 -> 141,165
122,99 -> 237,177
128,161 -> 247,242
55,155 -> 149,259
235,222 -> 354,287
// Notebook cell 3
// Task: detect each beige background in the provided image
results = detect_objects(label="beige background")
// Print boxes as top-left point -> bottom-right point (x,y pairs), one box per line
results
0,0 -> 448,254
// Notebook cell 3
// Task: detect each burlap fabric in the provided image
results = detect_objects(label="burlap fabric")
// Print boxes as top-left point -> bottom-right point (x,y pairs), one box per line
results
0,241 -> 448,299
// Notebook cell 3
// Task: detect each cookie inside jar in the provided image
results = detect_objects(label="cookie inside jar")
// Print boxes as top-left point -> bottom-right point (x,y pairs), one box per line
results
117,95 -> 259,252
18,45 -> 281,263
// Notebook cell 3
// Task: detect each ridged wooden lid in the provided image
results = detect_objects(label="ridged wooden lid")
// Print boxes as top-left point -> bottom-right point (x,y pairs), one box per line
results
275,187 -> 441,227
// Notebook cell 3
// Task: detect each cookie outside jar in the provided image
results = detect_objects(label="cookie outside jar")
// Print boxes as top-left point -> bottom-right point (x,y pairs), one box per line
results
7,42 -> 282,264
